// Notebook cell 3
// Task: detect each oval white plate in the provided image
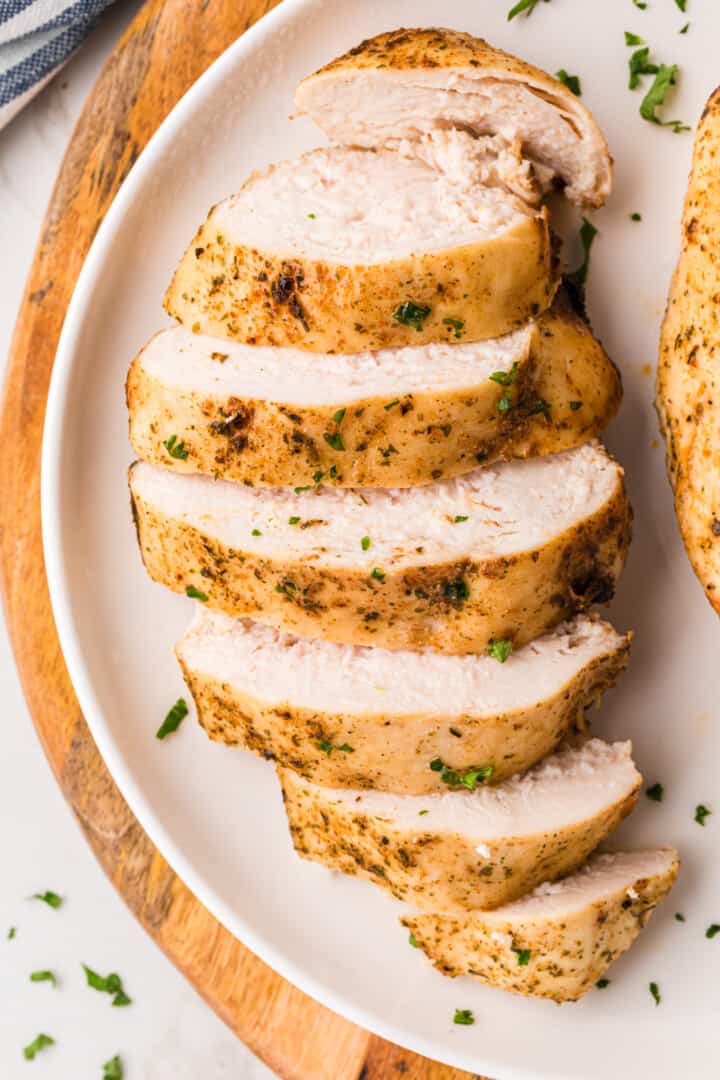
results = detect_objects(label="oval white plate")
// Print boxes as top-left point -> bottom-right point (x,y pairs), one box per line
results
42,1 -> 720,1076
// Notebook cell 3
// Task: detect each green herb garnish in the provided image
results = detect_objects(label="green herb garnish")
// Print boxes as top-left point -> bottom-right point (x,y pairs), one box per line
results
569,400 -> 583,411
8,927 -> 16,940
252,528 -> 262,536
429,757 -> 493,790
507,0 -> 549,19
679,22 -> 689,33
454,515 -> 468,523
408,932 -> 420,948
628,46 -> 659,89
323,431 -> 345,451
675,912 -> 685,922
706,924 -> 720,939
556,69 -> 581,95
294,485 -> 311,494
566,217 -> 597,288
288,516 -> 301,525
640,65 -> 689,131
30,970 -> 57,987
630,212 -> 642,221
418,809 -> 429,816
316,740 -> 353,756
489,362 -> 519,388
625,31 -> 645,45
393,301 -> 431,331
453,1008 -> 475,1025
361,536 -> 372,551
443,578 -> 470,605
82,965 -> 132,1006
162,434 -> 188,461
23,1034 -> 55,1060
30,891 -> 62,909
307,212 -> 316,219
442,317 -> 464,339
384,399 -> 401,411
596,978 -> 610,989
513,948 -> 531,966
488,640 -> 513,663
156,698 -> 188,740
370,567 -> 386,582
695,803 -> 712,826
649,981 -> 661,1005
674,0 -> 686,9
103,1056 -> 124,1080
646,782 -> 664,802
332,408 -> 346,425
185,585 -> 208,602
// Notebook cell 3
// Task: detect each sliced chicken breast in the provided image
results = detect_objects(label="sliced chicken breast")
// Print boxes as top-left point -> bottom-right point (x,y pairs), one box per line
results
128,297 -> 621,487
294,28 -> 612,208
403,848 -> 679,1000
164,144 -> 554,353
280,738 -> 641,913
178,611 -> 630,793
130,442 -> 630,654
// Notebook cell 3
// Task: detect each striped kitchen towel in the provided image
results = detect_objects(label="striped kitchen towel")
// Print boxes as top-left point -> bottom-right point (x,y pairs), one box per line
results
0,0 -> 117,130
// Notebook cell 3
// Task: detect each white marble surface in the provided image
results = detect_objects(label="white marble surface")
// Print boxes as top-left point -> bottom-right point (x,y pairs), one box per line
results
0,6 -> 275,1077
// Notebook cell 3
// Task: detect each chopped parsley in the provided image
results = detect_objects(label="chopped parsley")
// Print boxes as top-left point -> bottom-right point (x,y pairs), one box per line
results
288,516 -> 301,525
323,431 -> 345,451
429,757 -> 493,790
185,585 -> 208,602
294,485 -> 311,494
30,891 -> 62,909
507,0 -> 549,19
640,65 -> 689,131
162,434 -> 188,461
442,317 -> 464,339
513,947 -> 531,966
566,217 -> 597,288
332,408 -> 346,425
251,528 -> 262,536
418,809 -> 429,816
630,212 -> 642,221
528,397 -> 551,416
706,924 -> 720,939
316,740 -> 354,756
7,926 -> 16,940
489,362 -> 519,387
156,698 -> 188,740
695,803 -> 712,826
569,400 -> 583,411
595,978 -> 610,989
361,536 -> 372,551
646,782 -> 664,802
453,1008 -> 475,1025
675,912 -> 685,922
487,639 -> 513,663
633,0 -> 647,7
408,932 -> 420,948
497,389 -> 513,413
103,1056 -> 124,1080
625,31 -> 645,46
393,301 -> 431,331
384,399 -> 400,411
82,964 -> 132,1006
555,69 -> 581,96
628,46 -> 658,90
649,981 -> 661,1006
30,970 -> 57,987
370,567 -> 386,582
454,515 -> 469,523
307,212 -> 316,219
23,1034 -> 55,1060
679,22 -> 689,33
674,0 -> 686,9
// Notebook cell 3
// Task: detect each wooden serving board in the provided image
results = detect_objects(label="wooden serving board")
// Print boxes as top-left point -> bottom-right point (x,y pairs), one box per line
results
0,2 -> 481,1078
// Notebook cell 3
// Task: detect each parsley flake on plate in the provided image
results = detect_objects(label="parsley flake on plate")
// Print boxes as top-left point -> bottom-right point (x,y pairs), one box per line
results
453,1008 -> 475,1025
30,891 -> 62,909
649,981 -> 661,1005
185,585 -> 208,602
695,803 -> 712,826
23,1033 -> 55,1060
103,1056 -> 124,1080
555,69 -> 581,96
706,924 -> 720,939
156,698 -> 188,740
162,434 -> 188,460
487,639 -> 513,663
82,964 -> 132,1007
29,970 -> 57,988
646,782 -> 664,802
566,217 -> 597,288
429,758 -> 493,790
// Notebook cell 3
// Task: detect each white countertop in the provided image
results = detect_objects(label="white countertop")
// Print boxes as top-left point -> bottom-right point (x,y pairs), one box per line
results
0,6 -> 275,1077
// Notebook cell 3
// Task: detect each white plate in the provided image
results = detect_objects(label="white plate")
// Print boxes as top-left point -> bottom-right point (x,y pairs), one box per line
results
41,2 -> 720,1076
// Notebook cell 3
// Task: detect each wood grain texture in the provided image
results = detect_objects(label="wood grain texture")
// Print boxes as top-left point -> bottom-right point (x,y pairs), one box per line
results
0,1 -> 481,1077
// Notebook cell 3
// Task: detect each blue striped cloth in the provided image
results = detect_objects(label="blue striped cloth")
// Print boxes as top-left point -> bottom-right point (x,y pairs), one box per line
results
0,0 -> 117,129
